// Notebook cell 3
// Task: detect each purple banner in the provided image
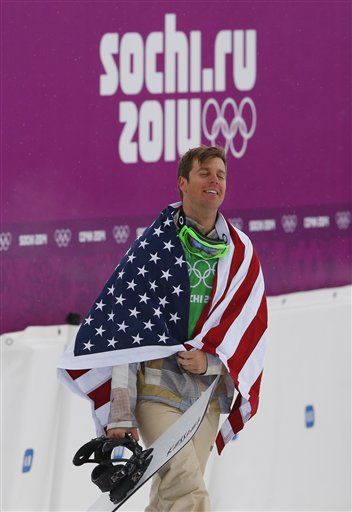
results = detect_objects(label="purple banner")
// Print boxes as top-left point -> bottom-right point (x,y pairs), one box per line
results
1,1 -> 351,333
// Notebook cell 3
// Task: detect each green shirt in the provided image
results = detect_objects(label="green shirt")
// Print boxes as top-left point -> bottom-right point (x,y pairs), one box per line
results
183,250 -> 218,338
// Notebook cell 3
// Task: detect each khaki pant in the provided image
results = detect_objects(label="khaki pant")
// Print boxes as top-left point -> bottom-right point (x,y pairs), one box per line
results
135,400 -> 220,512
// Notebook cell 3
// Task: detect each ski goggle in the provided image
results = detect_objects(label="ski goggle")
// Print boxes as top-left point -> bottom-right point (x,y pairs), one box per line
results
178,225 -> 230,260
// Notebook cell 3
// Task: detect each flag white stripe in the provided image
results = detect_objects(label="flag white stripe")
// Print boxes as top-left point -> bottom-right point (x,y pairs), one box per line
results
217,270 -> 265,359
219,418 -> 235,445
75,367 -> 112,394
210,239 -> 253,320
95,401 -> 111,429
210,226 -> 253,316
238,332 -> 267,398
57,368 -> 88,401
210,214 -> 234,307
239,396 -> 252,422
190,239 -> 254,349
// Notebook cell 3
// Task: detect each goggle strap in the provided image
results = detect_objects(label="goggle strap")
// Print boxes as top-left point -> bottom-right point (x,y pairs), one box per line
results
176,207 -> 187,231
178,225 -> 230,259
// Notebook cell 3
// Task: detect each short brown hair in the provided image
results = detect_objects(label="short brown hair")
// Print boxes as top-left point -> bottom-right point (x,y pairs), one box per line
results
177,145 -> 226,181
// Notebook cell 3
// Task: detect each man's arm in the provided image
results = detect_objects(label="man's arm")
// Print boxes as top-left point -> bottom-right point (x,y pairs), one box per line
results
107,362 -> 140,440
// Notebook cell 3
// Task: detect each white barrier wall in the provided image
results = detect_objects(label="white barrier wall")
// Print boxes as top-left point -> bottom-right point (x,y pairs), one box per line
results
205,286 -> 351,511
1,326 -> 71,511
1,286 -> 351,511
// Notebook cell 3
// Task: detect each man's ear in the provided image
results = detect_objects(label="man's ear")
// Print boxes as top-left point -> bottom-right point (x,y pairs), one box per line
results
178,176 -> 187,194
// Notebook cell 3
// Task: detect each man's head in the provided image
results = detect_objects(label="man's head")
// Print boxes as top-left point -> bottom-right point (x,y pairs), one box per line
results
177,145 -> 227,223
177,145 -> 226,186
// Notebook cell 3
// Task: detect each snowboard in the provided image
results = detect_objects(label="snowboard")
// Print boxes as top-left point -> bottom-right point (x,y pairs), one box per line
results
86,376 -> 219,511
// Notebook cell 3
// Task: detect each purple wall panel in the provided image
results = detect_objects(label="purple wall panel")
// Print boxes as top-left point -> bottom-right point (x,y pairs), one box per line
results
1,1 -> 351,333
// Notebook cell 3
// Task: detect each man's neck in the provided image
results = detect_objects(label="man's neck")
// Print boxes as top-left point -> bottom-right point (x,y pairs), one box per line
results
182,205 -> 217,234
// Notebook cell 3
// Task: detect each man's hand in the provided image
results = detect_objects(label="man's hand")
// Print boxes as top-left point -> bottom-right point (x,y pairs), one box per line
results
107,427 -> 139,441
177,350 -> 208,374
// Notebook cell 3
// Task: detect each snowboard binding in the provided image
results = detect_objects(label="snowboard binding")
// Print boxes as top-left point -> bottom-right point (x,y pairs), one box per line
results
73,434 -> 153,504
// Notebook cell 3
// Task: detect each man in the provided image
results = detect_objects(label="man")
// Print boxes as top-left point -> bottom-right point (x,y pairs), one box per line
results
58,145 -> 267,512
107,146 -> 234,511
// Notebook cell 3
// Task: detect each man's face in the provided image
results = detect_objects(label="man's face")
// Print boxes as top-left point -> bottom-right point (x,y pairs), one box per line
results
178,157 -> 227,216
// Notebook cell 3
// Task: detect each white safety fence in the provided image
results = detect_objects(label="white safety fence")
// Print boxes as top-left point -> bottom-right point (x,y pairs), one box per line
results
1,286 -> 351,511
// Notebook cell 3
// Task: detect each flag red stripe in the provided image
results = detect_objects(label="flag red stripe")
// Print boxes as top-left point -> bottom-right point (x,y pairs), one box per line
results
221,222 -> 247,299
193,223 -> 245,337
227,292 -> 267,378
216,393 -> 246,454
249,372 -> 263,416
67,369 -> 90,379
229,394 -> 246,432
201,250 -> 261,351
216,433 -> 225,454
212,222 -> 247,313
88,379 -> 111,410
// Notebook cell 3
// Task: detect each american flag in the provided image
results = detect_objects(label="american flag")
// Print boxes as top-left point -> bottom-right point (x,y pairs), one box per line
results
58,203 -> 268,454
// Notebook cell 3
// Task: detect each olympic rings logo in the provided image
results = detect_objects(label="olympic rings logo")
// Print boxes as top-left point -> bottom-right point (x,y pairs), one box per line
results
54,229 -> 72,247
113,225 -> 130,244
202,97 -> 256,158
281,215 -> 298,234
0,232 -> 12,251
187,260 -> 217,289
335,211 -> 351,230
